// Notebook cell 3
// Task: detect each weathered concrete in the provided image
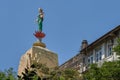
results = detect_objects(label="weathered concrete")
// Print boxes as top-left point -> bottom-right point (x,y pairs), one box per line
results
18,46 -> 58,76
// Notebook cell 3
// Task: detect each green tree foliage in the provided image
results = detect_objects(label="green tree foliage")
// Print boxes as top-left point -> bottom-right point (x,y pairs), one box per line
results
0,68 -> 17,80
18,69 -> 41,80
63,69 -> 80,80
84,61 -> 120,80
18,65 -> 41,80
49,68 -> 81,80
18,62 -> 81,80
84,64 -> 102,80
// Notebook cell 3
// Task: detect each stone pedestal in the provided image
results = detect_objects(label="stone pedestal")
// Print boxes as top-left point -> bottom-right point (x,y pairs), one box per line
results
33,41 -> 46,48
18,46 -> 58,76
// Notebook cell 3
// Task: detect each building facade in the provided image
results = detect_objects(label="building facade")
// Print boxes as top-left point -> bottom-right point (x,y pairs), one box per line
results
59,25 -> 120,73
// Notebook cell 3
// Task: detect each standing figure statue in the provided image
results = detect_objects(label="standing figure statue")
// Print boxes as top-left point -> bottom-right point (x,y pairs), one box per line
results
33,8 -> 46,47
37,8 -> 44,32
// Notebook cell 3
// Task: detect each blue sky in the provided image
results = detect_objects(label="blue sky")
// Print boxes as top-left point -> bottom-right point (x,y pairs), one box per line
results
0,0 -> 120,72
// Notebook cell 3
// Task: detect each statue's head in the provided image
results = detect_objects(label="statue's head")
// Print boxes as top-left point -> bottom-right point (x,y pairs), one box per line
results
38,8 -> 43,13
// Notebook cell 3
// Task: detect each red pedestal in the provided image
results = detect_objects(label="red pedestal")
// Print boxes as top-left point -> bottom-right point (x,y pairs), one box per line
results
34,31 -> 45,39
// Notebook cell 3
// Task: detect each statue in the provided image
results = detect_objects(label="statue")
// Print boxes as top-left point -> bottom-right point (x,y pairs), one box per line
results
37,8 -> 44,32
34,8 -> 46,47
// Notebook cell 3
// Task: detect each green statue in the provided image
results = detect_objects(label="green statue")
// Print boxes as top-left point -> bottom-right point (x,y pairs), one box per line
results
37,8 -> 44,32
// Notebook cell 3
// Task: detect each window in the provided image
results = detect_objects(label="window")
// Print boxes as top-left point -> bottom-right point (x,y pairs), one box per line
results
88,55 -> 93,64
95,48 -> 102,62
83,57 -> 85,64
99,52 -> 102,60
91,56 -> 93,63
88,58 -> 90,64
107,39 -> 113,56
96,53 -> 98,62
108,45 -> 112,56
